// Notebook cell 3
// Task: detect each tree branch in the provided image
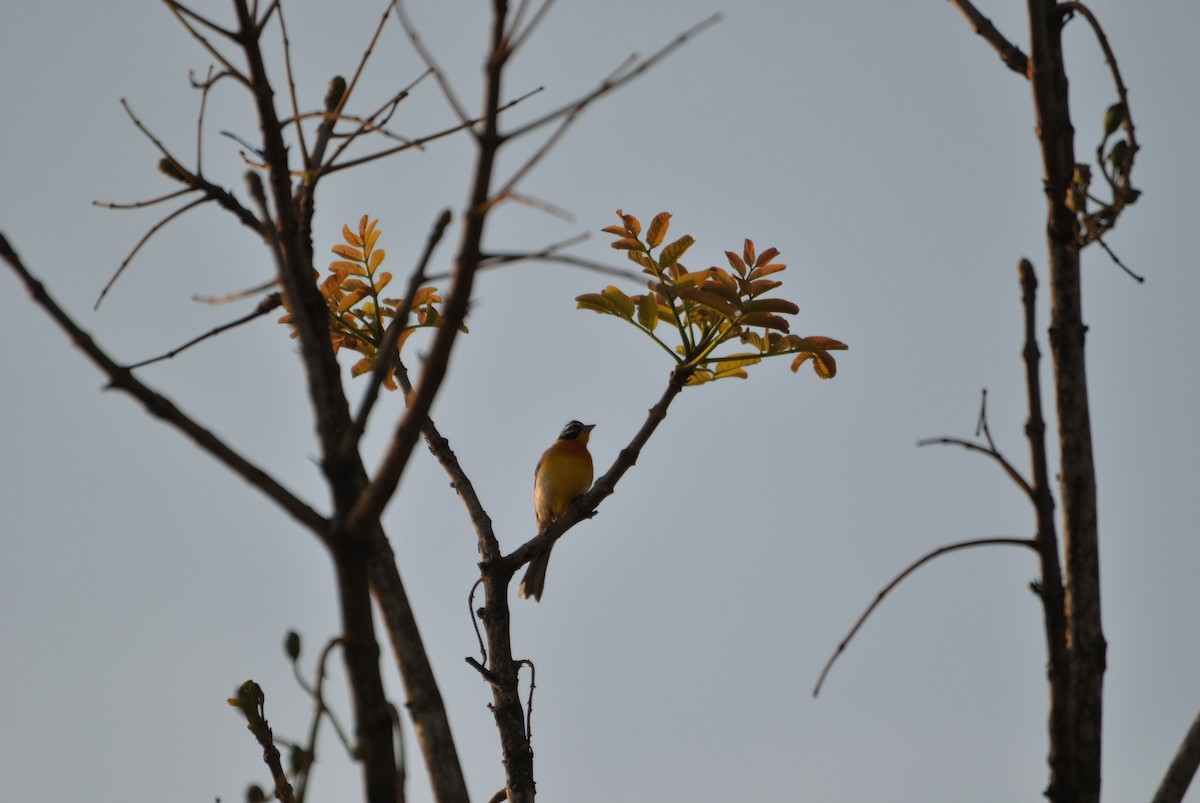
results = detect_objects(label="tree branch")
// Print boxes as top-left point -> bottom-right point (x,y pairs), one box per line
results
946,0 -> 1030,75
1150,708 -> 1200,803
812,536 -> 1037,697
0,234 -> 328,536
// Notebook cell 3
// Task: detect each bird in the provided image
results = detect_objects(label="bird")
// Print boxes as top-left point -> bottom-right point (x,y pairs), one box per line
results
518,420 -> 595,601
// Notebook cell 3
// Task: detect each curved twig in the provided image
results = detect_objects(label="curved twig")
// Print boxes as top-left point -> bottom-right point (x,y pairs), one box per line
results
812,536 -> 1038,697
94,196 -> 208,309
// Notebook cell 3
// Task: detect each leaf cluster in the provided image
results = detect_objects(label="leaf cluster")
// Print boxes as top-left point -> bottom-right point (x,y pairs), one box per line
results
278,215 -> 454,390
1068,101 -> 1140,245
577,210 -> 846,384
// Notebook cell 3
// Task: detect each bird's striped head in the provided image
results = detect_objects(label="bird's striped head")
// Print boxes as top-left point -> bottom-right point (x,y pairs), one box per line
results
558,420 -> 595,442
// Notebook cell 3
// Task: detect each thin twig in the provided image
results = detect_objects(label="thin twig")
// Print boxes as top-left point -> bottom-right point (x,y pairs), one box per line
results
194,277 -> 279,305
506,0 -> 555,55
125,293 -> 282,370
812,536 -> 1038,697
1095,233 -> 1144,283
93,187 -> 196,210
393,0 -> 472,129
94,196 -> 207,309
503,13 -> 721,141
469,579 -> 487,665
518,658 -> 536,738
476,244 -> 644,284
162,1 -> 248,85
275,2 -> 311,167
318,89 -> 540,178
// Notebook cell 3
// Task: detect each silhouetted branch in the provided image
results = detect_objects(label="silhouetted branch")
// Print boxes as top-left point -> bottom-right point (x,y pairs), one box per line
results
94,196 -> 207,309
504,13 -> 722,141
1150,707 -> 1200,803
393,0 -> 472,129
917,390 -> 1035,501
0,234 -> 328,536
947,0 -> 1030,75
125,293 -> 282,370
812,536 -> 1037,697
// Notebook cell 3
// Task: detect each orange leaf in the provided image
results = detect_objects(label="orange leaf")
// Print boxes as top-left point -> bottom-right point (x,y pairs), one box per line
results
742,239 -> 756,268
646,212 -> 671,248
754,247 -> 780,268
611,238 -> 644,251
725,250 -> 747,276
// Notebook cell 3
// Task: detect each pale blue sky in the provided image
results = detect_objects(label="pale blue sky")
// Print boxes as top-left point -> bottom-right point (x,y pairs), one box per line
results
2,2 -> 1198,802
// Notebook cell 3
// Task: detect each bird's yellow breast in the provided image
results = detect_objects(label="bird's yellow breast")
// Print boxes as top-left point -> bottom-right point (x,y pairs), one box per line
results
534,439 -> 594,530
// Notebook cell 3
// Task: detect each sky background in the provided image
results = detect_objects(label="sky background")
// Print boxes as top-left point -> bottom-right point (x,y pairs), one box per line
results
2,1 -> 1198,801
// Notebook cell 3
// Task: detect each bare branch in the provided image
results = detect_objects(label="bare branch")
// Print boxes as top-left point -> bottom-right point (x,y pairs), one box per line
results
393,0 -> 473,129
162,1 -> 248,85
274,3 -> 311,167
1150,708 -> 1200,803
194,277 -> 278,305
94,196 -> 207,309
0,234 -> 328,536
125,293 -> 282,370
812,537 -> 1037,697
917,398 -> 1036,502
93,187 -> 195,210
946,0 -> 1030,75
1094,234 -> 1143,283
476,236 -> 645,285
506,0 -> 555,55
503,13 -> 721,141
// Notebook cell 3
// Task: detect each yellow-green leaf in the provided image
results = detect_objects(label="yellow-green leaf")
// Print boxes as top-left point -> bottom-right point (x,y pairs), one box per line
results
636,293 -> 658,331
602,285 -> 636,320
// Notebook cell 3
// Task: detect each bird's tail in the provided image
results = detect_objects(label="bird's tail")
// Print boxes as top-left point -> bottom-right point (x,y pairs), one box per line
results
517,545 -> 554,602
